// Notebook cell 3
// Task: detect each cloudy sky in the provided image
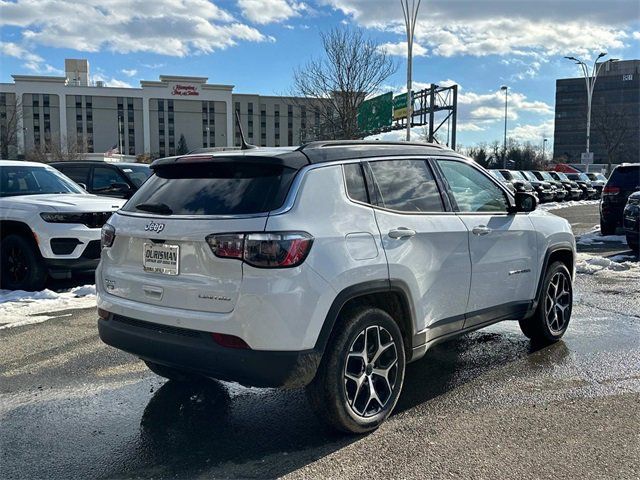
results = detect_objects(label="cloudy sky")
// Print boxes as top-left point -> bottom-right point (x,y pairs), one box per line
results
1,0 -> 639,147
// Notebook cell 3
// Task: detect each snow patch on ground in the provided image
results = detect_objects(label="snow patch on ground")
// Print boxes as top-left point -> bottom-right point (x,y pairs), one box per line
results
576,225 -> 627,246
0,285 -> 96,329
538,199 -> 599,211
576,252 -> 640,276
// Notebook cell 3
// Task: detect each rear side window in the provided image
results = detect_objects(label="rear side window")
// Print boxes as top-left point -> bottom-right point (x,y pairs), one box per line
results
343,163 -> 368,203
609,166 -> 640,188
123,162 -> 297,215
56,165 -> 90,186
368,159 -> 443,213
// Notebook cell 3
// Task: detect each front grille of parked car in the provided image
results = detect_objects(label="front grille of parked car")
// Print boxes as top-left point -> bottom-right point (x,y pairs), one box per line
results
81,240 -> 102,259
111,314 -> 203,338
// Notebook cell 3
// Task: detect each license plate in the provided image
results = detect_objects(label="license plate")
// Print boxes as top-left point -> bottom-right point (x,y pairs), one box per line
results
143,243 -> 179,275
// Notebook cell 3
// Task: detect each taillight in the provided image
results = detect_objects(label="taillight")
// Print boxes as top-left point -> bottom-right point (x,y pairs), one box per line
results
603,186 -> 620,196
101,224 -> 116,249
206,232 -> 313,268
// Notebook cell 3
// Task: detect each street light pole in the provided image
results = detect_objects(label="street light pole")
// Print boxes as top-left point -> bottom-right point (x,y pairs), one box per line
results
501,85 -> 508,168
542,137 -> 548,161
564,53 -> 617,172
400,0 -> 421,142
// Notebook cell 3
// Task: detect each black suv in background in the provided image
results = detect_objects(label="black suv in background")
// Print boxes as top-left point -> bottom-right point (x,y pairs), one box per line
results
600,164 -> 640,235
565,173 -> 598,199
50,161 -> 151,199
547,171 -> 583,200
623,191 -> 640,251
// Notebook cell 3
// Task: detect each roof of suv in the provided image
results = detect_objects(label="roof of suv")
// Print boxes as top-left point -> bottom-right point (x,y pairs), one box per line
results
49,161 -> 149,168
151,140 -> 460,170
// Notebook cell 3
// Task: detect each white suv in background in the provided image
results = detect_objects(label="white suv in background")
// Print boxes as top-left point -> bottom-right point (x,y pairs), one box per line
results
97,142 -> 575,433
0,161 -> 125,290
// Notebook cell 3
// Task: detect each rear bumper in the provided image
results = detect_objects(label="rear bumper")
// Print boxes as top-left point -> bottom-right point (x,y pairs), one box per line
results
98,314 -> 321,388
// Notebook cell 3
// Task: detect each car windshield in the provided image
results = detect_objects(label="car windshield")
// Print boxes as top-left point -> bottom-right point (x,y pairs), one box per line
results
555,172 -> 570,181
510,170 -> 526,180
540,171 -> 555,181
521,171 -> 537,182
586,173 -> 606,181
120,165 -> 152,188
0,165 -> 85,197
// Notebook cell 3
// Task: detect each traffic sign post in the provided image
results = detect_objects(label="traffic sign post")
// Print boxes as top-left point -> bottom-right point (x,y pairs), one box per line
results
581,152 -> 594,172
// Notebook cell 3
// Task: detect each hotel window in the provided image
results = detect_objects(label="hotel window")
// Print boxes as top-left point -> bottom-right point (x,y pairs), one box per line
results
260,105 -> 266,146
247,102 -> 254,140
274,104 -> 280,146
86,96 -> 93,152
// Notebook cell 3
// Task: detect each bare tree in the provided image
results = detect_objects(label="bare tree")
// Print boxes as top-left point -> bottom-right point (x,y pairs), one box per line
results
0,98 -> 23,159
24,134 -> 86,163
592,105 -> 631,173
293,28 -> 396,140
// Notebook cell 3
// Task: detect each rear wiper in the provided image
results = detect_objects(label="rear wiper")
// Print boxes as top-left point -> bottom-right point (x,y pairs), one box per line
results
135,202 -> 173,215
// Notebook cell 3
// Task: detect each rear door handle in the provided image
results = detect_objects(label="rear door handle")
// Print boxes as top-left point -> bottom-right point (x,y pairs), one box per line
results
388,228 -> 416,239
472,225 -> 492,236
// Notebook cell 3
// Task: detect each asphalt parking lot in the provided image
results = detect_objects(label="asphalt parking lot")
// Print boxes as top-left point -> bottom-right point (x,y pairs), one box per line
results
1,203 -> 639,479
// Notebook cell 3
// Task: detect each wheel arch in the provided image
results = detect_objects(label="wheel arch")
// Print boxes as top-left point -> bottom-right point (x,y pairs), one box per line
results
314,279 -> 416,358
530,245 -> 575,316
0,220 -> 37,243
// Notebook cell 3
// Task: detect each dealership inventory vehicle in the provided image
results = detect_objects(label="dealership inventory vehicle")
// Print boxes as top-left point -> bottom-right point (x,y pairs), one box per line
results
518,170 -> 558,202
585,172 -> 607,196
547,171 -> 583,200
565,173 -> 598,199
623,191 -> 640,251
487,169 -> 516,193
492,169 -> 537,199
0,161 -> 125,290
51,161 -> 151,199
97,142 -> 576,433
601,164 -> 640,235
527,170 -> 567,202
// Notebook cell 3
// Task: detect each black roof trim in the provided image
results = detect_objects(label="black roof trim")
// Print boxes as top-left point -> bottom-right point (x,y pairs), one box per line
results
297,140 -> 452,164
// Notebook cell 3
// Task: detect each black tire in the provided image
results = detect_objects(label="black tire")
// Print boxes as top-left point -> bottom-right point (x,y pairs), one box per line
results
0,234 -> 47,291
627,235 -> 639,252
519,261 -> 572,343
600,220 -> 616,236
306,307 -> 406,434
144,361 -> 202,382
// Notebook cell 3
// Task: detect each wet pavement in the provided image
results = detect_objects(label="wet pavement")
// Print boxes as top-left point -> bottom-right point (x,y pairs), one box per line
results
1,204 -> 639,479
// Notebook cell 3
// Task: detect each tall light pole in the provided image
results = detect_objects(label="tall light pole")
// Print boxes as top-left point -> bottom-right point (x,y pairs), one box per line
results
542,137 -> 548,161
564,53 -> 617,171
500,85 -> 508,168
400,0 -> 421,141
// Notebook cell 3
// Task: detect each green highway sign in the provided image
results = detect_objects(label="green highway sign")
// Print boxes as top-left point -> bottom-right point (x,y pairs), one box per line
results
357,92 -> 393,133
393,92 -> 413,120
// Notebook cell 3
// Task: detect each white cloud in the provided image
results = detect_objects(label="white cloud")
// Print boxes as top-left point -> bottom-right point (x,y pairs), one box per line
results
633,31 -> 640,40
508,119 -> 555,143
0,0 -> 271,57
378,41 -> 427,57
92,73 -> 133,88
121,68 -> 137,77
0,41 -> 63,74
238,0 -> 307,24
323,0 -> 635,60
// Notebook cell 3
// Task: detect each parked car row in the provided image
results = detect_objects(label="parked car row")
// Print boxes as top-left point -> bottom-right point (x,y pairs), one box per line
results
489,169 -> 599,202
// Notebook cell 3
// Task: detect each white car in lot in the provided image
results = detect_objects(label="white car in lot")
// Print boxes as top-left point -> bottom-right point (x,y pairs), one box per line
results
97,142 -> 575,433
0,160 -> 125,290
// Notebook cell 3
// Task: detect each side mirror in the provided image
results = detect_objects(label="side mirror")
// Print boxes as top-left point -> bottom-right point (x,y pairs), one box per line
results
510,191 -> 537,213
78,183 -> 87,190
111,182 -> 131,192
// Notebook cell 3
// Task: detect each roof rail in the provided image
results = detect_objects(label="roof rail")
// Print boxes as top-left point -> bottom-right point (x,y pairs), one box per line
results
298,140 -> 444,151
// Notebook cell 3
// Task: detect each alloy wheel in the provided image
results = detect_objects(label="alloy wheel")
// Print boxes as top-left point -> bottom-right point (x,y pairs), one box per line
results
343,325 -> 399,418
544,271 -> 571,334
7,246 -> 28,284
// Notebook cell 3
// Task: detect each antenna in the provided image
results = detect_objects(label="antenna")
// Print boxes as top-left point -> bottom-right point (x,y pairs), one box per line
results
235,110 -> 257,150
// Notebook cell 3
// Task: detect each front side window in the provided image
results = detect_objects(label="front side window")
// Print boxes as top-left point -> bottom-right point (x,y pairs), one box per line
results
368,159 -> 443,213
92,166 -> 127,191
57,166 -> 90,186
437,160 -> 508,213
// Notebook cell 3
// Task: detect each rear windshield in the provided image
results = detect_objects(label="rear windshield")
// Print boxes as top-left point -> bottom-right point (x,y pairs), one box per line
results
123,162 -> 297,215
608,166 -> 640,188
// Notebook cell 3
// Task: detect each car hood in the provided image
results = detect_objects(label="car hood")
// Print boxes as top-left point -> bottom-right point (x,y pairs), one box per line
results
1,194 -> 125,212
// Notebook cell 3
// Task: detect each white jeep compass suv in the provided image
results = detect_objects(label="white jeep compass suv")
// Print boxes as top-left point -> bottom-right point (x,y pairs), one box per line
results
97,141 -> 575,433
